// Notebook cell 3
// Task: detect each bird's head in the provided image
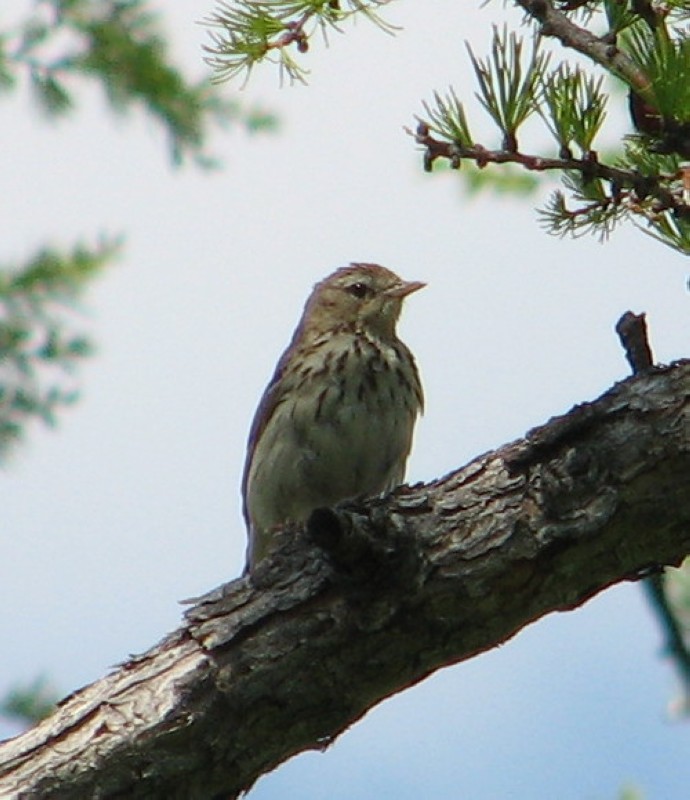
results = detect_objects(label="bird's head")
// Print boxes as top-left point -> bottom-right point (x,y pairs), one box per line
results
299,263 -> 425,341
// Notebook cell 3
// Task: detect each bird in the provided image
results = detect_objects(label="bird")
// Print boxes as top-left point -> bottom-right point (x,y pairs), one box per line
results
242,262 -> 425,572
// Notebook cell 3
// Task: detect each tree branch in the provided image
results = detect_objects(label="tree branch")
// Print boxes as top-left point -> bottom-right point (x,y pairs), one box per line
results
2,360 -> 690,799
615,310 -> 655,374
614,312 -> 690,706
514,0 -> 649,92
408,125 -> 689,222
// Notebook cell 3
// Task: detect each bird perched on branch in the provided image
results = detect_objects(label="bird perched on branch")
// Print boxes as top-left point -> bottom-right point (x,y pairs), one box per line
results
242,262 -> 425,571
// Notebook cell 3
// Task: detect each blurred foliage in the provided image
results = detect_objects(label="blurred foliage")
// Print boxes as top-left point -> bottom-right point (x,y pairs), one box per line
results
0,0 -> 277,459
0,675 -> 60,727
428,157 -> 541,196
652,559 -> 690,717
2,0 -> 277,165
0,239 -> 120,462
617,787 -> 645,800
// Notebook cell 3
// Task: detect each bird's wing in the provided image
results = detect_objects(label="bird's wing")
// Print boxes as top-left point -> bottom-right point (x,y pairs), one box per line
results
240,347 -> 293,527
239,302 -> 321,527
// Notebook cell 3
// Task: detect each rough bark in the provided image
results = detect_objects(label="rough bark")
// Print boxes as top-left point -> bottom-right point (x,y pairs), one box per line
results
2,360 -> 690,799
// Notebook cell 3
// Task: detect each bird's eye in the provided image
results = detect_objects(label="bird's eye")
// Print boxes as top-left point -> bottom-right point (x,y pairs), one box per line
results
346,282 -> 368,299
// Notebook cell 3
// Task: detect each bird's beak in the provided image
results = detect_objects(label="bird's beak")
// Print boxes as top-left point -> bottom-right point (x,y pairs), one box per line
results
387,280 -> 426,299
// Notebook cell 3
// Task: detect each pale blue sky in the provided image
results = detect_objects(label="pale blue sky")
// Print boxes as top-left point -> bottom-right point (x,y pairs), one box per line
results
2,1 -> 690,797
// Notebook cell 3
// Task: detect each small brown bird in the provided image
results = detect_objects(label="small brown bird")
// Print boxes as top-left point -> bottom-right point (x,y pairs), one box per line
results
242,263 -> 424,571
